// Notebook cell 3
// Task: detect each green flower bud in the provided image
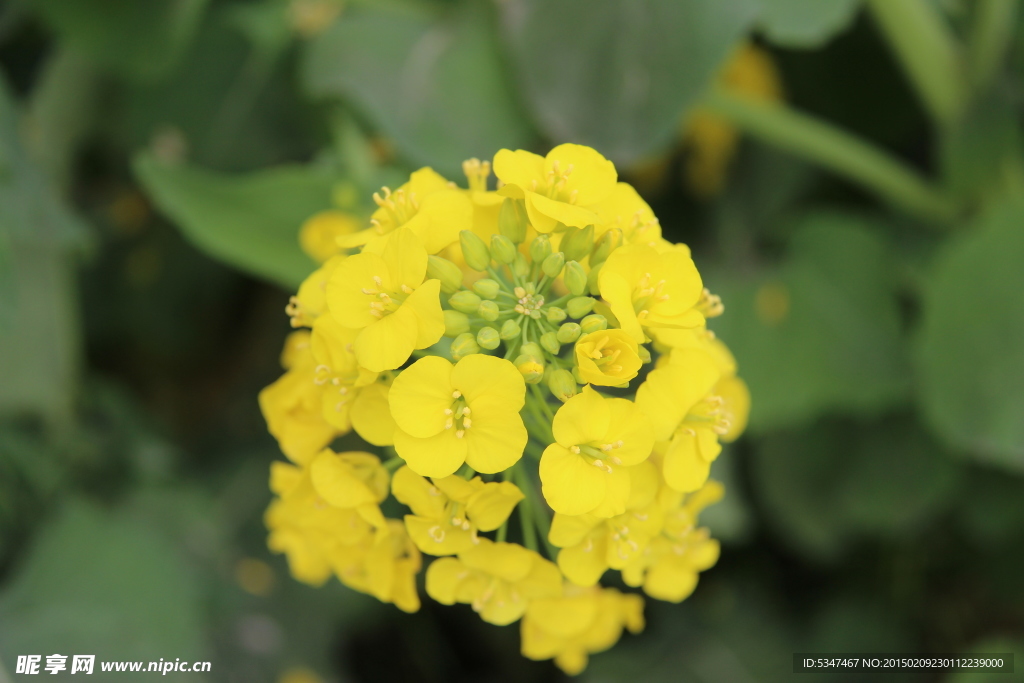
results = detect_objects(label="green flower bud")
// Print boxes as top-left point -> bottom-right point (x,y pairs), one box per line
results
564,261 -> 588,295
477,326 -> 500,350
540,331 -> 561,355
546,306 -> 567,324
638,345 -> 652,363
590,228 -> 622,266
566,296 -> 596,319
451,332 -> 479,360
542,252 -> 565,278
426,255 -> 465,293
449,290 -> 481,314
460,230 -> 491,271
587,261 -> 603,295
514,355 -> 545,384
547,368 -> 578,402
478,300 -> 499,321
571,365 -> 585,384
556,322 -> 582,344
444,309 -> 470,337
500,319 -> 521,340
498,197 -> 528,244
530,234 -> 552,263
520,342 -> 544,359
472,278 -> 500,300
512,252 -> 531,278
580,314 -> 608,334
561,225 -> 595,262
490,234 -> 517,264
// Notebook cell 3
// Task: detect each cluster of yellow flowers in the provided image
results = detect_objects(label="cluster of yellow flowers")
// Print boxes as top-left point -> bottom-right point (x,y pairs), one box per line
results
260,144 -> 750,674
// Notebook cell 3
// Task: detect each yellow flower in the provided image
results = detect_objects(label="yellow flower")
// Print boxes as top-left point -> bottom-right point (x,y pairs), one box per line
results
310,314 -> 396,445
574,329 -> 643,386
286,255 -> 345,328
259,331 -> 338,465
493,144 -> 617,233
389,354 -> 527,477
521,585 -> 644,675
391,466 -> 523,555
598,244 -> 704,344
593,182 -> 665,248
331,519 -> 422,613
425,539 -> 562,625
308,449 -> 390,529
621,480 -> 723,602
539,386 -> 654,517
299,210 -> 361,263
265,461 -> 376,586
337,168 -> 472,255
327,227 -> 445,372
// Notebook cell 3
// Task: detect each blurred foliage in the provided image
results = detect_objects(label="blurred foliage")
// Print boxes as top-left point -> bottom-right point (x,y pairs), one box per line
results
0,0 -> 1023,681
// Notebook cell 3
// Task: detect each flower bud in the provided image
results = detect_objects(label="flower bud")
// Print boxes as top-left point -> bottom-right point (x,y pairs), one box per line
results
638,345 -> 652,363
556,322 -> 582,344
478,300 -> 499,321
472,278 -> 500,300
564,261 -> 587,295
451,332 -> 480,360
587,261 -> 603,295
546,368 -> 577,402
500,319 -> 521,340
540,331 -> 561,355
426,255 -> 464,293
530,234 -> 552,263
546,306 -> 567,324
490,234 -> 517,264
571,365 -> 585,384
515,355 -> 545,383
520,342 -> 543,359
449,290 -> 481,314
542,252 -> 565,278
590,228 -> 621,266
580,314 -> 608,334
477,326 -> 500,350
444,309 -> 470,337
512,252 -> 530,278
460,230 -> 491,271
566,296 -> 595,319
498,197 -> 528,244
560,225 -> 594,262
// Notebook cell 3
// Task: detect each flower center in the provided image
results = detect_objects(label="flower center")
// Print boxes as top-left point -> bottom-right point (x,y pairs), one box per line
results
371,186 -> 420,230
463,158 -> 491,193
512,286 -> 545,316
633,272 -> 669,314
569,440 -> 626,472
584,336 -> 623,373
443,390 -> 473,439
528,160 -> 577,203
360,275 -> 413,319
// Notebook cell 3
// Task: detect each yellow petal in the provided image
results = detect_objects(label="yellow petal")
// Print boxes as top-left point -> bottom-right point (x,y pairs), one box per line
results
466,481 -> 524,531
662,431 -> 712,492
451,354 -> 526,412
557,538 -> 608,586
526,191 -> 599,229
353,305 -> 418,372
589,465 -> 631,518
411,189 -> 472,254
394,426 -> 467,479
460,540 -> 534,582
381,227 -> 428,290
526,593 -> 599,638
425,556 -> 466,604
464,407 -> 528,474
402,279 -> 445,349
539,444 -> 607,515
350,382 -> 396,446
546,143 -> 618,206
493,149 -> 545,190
326,251 -> 390,329
603,398 -> 654,466
644,563 -> 699,603
598,271 -> 643,342
388,355 -> 454,438
404,515 -> 474,556
549,513 -> 600,548
552,385 -> 609,447
391,466 -> 448,518
433,474 -> 480,502
309,449 -> 378,508
717,375 -> 750,442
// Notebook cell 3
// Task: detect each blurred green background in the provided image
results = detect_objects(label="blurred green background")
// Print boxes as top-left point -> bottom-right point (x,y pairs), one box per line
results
1,0 -> 1023,681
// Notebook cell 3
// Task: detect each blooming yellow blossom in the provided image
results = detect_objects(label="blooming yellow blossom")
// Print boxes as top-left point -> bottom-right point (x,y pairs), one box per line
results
337,168 -> 472,254
599,244 -> 705,344
299,210 -> 361,263
392,466 -> 523,555
286,254 -> 345,328
574,328 -> 643,386
389,354 -> 527,477
308,449 -> 389,529
493,144 -> 617,233
521,585 -> 644,675
327,227 -> 444,371
539,386 -> 654,517
331,519 -> 422,613
426,539 -> 562,625
593,182 -> 665,248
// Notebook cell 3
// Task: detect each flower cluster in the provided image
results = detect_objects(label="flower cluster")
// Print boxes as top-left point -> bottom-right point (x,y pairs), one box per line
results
261,144 -> 749,674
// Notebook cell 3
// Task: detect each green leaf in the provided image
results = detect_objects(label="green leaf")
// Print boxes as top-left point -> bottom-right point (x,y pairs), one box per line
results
133,153 -> 327,289
0,499 -> 207,680
917,201 -> 1024,470
708,212 -> 910,433
756,0 -> 862,49
499,0 -> 758,165
24,0 -> 209,81
302,3 -> 534,178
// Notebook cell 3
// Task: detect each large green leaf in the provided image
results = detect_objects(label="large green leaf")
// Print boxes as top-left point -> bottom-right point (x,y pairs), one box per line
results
24,0 -> 209,81
302,3 -> 534,178
756,0 -> 861,48
499,0 -> 758,165
0,500 -> 207,681
916,201 -> 1024,470
134,153 -> 328,289
708,212 -> 910,433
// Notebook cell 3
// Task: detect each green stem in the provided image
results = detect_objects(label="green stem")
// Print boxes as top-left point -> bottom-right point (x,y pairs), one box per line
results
496,519 -> 508,543
866,0 -> 967,126
514,469 -> 539,552
702,89 -> 959,225
512,465 -> 557,559
969,0 -> 1019,92
383,457 -> 404,472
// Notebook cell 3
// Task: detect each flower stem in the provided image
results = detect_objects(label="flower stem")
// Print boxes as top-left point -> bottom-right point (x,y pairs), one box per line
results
969,0 -> 1019,92
383,457 -> 404,472
702,89 -> 959,225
